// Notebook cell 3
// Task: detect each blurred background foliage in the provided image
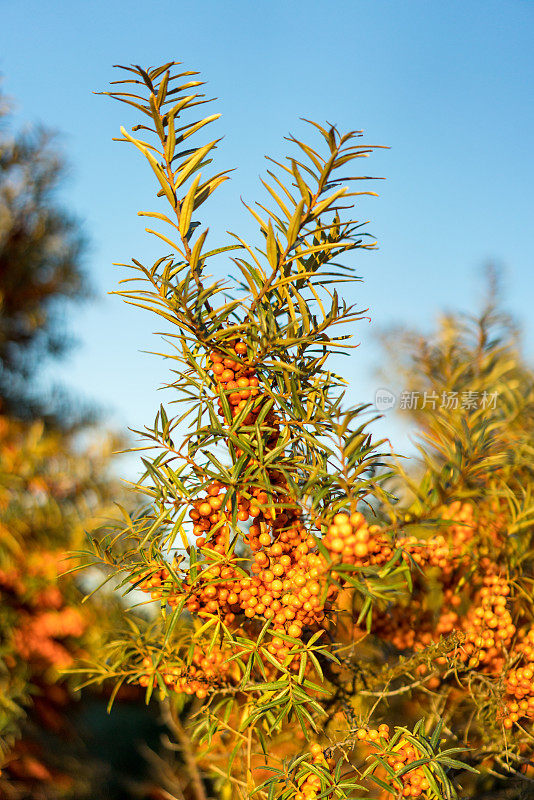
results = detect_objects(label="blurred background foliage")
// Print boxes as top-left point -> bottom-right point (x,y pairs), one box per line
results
377,269 -> 534,508
363,277 -> 534,798
0,92 -> 89,428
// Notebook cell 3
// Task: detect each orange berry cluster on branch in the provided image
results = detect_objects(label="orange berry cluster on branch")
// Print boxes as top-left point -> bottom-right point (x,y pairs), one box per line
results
346,501 -> 524,717
502,628 -> 534,729
138,646 -> 232,700
357,726 -> 432,798
131,488 -> 526,713
292,743 -> 335,800
460,573 -> 514,671
395,502 -> 484,580
133,565 -> 172,601
131,332 -> 522,712
439,501 -> 477,548
323,512 -> 392,566
187,482 -> 335,644
132,506 -> 387,685
130,336 -> 399,683
370,569 -> 514,672
208,343 -> 262,424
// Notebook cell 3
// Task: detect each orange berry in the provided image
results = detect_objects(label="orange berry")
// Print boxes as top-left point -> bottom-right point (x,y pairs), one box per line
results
329,538 -> 344,553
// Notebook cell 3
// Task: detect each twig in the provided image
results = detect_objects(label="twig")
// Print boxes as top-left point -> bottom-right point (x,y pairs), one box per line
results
161,698 -> 208,800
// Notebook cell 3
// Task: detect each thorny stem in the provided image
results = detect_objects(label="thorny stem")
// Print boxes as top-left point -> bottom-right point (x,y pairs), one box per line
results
141,70 -> 214,319
246,725 -> 253,785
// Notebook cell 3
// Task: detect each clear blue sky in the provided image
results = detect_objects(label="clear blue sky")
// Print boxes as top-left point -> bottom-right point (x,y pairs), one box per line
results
1,0 -> 532,474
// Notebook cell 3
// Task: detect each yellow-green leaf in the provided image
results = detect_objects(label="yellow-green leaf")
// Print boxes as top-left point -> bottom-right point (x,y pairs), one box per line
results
179,173 -> 201,237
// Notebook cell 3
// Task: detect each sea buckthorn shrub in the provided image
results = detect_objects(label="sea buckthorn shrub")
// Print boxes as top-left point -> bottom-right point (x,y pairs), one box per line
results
0,414 -> 123,797
81,62 -> 533,800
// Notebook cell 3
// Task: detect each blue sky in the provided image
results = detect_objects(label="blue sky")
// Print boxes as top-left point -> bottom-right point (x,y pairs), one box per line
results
1,0 -> 532,475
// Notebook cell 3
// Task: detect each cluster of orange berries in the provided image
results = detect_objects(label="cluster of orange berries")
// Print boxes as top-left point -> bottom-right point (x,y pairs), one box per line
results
292,743 -> 335,800
323,512 -> 390,566
356,726 -> 432,798
253,540 -> 333,644
185,479 -> 301,628
131,565 -> 173,601
208,342 -> 262,423
393,503 -> 481,578
183,493 -> 371,652
394,503 -> 479,581
502,628 -> 534,729
440,501 -> 477,547
132,340 -> 523,733
346,515 -> 468,653
138,646 -> 232,699
189,480 -> 277,552
460,573 -> 514,671
134,503 -> 489,693
379,588 -> 462,655
130,339 -> 404,693
186,494 -> 334,644
132,510 -> 387,689
323,505 -> 474,579
188,508 -> 394,648
368,572 -> 514,676
369,601 -> 437,653
347,503 -> 524,721
285,731 -> 436,800
399,532 -> 460,578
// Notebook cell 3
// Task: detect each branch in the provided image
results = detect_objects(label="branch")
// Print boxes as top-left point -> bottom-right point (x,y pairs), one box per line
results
161,698 -> 208,800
